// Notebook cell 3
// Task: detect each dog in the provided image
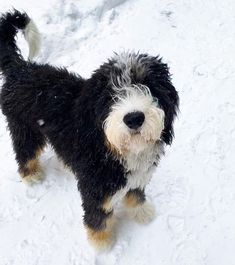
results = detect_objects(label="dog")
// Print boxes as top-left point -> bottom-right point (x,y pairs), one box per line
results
0,10 -> 179,251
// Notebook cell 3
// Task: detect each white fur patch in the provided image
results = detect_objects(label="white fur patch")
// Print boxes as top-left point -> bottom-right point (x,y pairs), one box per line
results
37,119 -> 44,126
24,20 -> 41,60
105,141 -> 164,210
123,140 -> 164,172
105,170 -> 152,212
111,52 -> 148,87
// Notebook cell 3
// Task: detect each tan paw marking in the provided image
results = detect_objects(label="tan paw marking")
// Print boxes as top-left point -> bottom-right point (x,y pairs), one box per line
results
86,216 -> 116,252
19,157 -> 45,185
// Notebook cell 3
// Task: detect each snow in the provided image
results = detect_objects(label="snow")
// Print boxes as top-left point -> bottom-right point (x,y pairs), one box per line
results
0,0 -> 235,264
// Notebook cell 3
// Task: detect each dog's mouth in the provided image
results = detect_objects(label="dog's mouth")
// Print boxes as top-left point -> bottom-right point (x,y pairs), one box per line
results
129,128 -> 142,135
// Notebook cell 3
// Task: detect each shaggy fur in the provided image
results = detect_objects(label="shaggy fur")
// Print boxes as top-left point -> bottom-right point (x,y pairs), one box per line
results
0,10 -> 179,251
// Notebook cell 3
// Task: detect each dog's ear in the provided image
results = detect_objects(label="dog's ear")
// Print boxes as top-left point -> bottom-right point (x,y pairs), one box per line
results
143,56 -> 179,145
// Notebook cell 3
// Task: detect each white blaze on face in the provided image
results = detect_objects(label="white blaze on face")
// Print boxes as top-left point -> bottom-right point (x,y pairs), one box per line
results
104,85 -> 165,155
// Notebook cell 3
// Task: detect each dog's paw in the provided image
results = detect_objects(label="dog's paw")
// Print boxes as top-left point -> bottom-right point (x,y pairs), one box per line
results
128,201 -> 156,224
21,170 -> 45,185
87,229 -> 116,253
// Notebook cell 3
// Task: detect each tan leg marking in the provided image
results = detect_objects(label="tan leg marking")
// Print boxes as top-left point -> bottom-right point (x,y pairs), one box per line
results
123,192 -> 143,208
105,139 -> 122,159
102,196 -> 113,213
123,192 -> 155,224
86,215 -> 115,251
19,149 -> 44,184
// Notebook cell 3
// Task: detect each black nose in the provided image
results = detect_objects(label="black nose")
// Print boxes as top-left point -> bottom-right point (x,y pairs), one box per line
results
123,111 -> 145,130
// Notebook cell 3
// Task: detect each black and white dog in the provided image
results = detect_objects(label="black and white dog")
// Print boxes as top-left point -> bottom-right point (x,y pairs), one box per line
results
0,10 -> 179,251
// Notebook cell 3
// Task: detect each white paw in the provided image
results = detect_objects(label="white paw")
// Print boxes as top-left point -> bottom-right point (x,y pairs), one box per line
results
22,170 -> 45,185
128,201 -> 156,224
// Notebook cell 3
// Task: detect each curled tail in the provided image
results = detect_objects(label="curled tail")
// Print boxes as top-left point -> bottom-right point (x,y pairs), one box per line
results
0,10 -> 41,71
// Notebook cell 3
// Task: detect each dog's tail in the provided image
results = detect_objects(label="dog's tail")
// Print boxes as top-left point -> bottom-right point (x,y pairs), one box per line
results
0,9 -> 41,71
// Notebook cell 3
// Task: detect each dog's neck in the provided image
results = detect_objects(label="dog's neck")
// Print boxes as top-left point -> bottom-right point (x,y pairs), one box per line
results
121,140 -> 164,173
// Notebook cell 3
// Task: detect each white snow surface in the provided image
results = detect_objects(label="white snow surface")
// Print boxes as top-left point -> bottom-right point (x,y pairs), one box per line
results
0,0 -> 235,264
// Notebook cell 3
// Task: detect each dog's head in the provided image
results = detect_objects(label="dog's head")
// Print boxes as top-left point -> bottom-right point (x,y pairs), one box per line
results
90,52 -> 179,156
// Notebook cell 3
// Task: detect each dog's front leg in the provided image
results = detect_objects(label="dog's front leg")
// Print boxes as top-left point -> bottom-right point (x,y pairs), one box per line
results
83,203 -> 115,252
123,188 -> 156,224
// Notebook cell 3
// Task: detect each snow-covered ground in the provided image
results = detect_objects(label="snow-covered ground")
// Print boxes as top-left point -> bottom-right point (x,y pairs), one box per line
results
1,0 -> 235,264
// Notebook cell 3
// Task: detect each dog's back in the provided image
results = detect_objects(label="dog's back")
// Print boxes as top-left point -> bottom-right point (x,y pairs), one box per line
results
0,10 -> 84,124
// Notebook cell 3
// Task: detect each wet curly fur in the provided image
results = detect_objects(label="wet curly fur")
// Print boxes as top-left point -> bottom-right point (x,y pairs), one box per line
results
0,10 -> 179,250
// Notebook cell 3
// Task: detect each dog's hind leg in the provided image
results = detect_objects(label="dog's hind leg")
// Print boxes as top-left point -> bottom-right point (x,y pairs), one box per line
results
8,120 -> 46,184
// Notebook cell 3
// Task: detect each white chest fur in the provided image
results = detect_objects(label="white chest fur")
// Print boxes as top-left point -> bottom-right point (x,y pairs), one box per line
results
108,141 -> 164,209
